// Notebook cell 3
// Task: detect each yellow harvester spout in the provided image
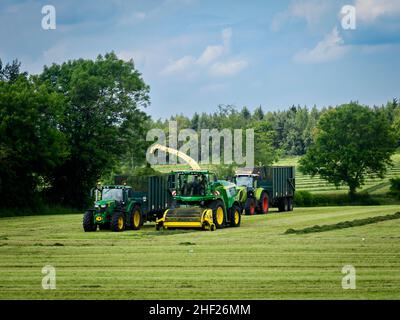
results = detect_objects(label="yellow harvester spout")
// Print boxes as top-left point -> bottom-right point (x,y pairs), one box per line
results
148,144 -> 201,170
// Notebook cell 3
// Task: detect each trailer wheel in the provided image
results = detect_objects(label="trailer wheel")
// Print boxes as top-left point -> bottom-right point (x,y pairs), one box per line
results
229,205 -> 241,227
129,206 -> 142,230
284,198 -> 289,211
244,198 -> 256,215
258,192 -> 269,214
210,200 -> 225,229
111,211 -> 125,232
288,198 -> 294,211
83,211 -> 97,232
278,198 -> 288,212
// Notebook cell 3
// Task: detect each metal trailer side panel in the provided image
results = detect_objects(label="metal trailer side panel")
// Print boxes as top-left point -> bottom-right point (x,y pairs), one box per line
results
271,166 -> 295,200
147,176 -> 172,220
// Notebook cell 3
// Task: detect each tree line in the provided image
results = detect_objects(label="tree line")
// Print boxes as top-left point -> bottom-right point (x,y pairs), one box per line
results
1,53 -> 399,210
0,54 -> 149,209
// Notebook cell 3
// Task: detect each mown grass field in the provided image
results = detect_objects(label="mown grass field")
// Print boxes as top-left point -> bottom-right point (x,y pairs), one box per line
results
1,205 -> 399,299
275,153 -> 400,195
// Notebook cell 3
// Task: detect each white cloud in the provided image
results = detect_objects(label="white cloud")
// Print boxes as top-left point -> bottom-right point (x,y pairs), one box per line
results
134,12 -> 147,20
161,55 -> 196,75
294,27 -> 347,63
196,28 -> 231,65
200,82 -> 229,93
209,59 -> 248,77
355,0 -> 400,23
272,0 -> 331,31
160,28 -> 247,77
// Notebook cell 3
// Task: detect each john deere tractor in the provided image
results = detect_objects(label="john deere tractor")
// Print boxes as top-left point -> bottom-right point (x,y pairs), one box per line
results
156,170 -> 242,231
83,185 -> 143,232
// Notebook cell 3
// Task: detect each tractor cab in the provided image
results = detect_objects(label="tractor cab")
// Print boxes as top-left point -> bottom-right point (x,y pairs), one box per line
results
234,174 -> 259,189
170,170 -> 218,198
95,185 -> 133,207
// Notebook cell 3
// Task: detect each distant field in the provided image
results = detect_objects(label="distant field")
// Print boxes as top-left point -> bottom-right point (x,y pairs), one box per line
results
1,205 -> 399,299
154,153 -> 400,195
275,153 -> 400,195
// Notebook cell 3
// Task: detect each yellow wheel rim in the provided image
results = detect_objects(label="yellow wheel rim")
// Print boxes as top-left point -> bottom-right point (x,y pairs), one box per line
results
133,211 -> 140,227
234,210 -> 240,224
118,216 -> 124,230
216,207 -> 224,225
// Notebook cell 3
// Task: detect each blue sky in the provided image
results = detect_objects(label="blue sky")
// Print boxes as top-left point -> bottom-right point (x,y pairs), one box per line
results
1,0 -> 400,119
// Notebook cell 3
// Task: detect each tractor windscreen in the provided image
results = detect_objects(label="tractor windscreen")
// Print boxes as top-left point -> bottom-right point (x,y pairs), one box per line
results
177,173 -> 207,196
235,176 -> 253,188
102,188 -> 123,201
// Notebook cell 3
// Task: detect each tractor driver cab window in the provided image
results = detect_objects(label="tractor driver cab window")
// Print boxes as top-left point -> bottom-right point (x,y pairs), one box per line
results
102,188 -> 123,202
127,189 -> 134,198
235,176 -> 253,188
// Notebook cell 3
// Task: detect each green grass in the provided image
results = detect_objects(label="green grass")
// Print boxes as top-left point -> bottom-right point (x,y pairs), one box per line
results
1,205 -> 400,299
276,152 -> 400,195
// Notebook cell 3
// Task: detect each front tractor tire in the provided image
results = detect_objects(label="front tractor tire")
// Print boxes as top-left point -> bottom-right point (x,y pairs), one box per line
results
244,197 -> 256,215
83,211 -> 97,232
258,192 -> 269,214
229,205 -> 241,227
130,206 -> 143,230
111,211 -> 126,232
210,200 -> 225,229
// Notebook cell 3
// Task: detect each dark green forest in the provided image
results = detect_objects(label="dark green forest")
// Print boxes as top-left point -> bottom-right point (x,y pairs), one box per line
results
1,54 -> 399,211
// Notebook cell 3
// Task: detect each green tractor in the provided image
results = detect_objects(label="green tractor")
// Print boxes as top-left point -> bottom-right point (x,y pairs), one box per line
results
234,166 -> 295,215
156,170 -> 242,231
83,185 -> 143,232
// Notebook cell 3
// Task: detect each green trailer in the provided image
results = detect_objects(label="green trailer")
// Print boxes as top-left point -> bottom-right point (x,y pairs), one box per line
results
83,175 -> 172,232
234,166 -> 296,214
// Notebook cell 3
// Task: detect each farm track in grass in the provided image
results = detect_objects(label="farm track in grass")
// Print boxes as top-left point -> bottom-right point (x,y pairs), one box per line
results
0,205 -> 400,299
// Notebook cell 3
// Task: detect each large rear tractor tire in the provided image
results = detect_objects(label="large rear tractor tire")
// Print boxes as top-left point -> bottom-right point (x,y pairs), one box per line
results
130,206 -> 143,230
244,197 -> 256,215
258,192 -> 269,214
229,205 -> 241,227
83,211 -> 97,232
111,211 -> 126,232
209,200 -> 225,229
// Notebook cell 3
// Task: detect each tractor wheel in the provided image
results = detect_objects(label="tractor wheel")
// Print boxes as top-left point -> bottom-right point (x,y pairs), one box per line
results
83,211 -> 97,232
111,211 -> 126,232
229,205 -> 241,227
244,197 -> 256,215
209,200 -> 225,229
288,198 -> 294,211
130,206 -> 142,230
99,223 -> 110,231
258,192 -> 269,214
